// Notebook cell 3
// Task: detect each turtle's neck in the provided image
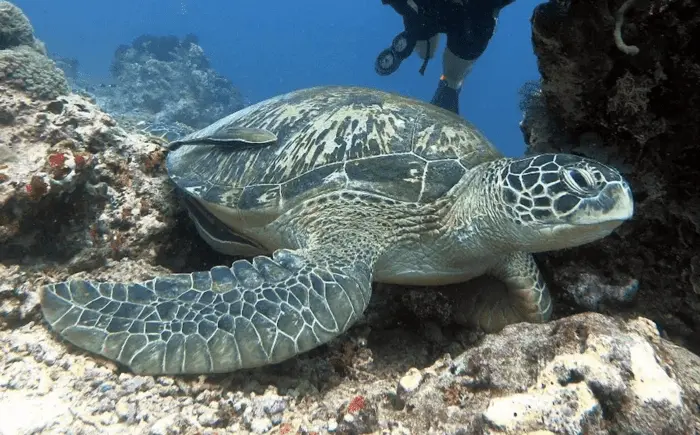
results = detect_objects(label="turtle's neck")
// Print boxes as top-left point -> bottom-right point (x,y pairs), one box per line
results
442,159 -> 522,256
372,161 -> 514,284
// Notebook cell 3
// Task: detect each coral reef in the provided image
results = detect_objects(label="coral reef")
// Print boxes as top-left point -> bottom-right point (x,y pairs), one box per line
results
81,33 -> 246,139
0,89 -> 177,275
1,1 -> 699,434
0,46 -> 71,100
0,0 -> 34,49
521,0 -> 700,354
0,1 -> 68,100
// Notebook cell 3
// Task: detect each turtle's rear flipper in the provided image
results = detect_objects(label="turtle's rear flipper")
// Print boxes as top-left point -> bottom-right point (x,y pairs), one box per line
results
452,252 -> 552,333
40,248 -> 374,375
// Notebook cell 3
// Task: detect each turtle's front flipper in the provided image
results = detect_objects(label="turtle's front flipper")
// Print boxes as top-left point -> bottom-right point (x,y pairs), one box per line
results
453,252 -> 552,333
40,248 -> 374,375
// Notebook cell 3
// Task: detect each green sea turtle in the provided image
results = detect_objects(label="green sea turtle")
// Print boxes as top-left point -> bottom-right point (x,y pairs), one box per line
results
40,85 -> 634,375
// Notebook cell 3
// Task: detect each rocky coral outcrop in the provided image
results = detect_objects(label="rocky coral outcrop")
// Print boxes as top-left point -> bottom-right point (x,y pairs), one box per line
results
0,46 -> 71,100
519,0 -> 700,354
84,33 -> 246,139
0,0 -> 34,49
0,86 -> 186,333
3,305 -> 699,434
0,1 -> 68,100
401,313 -> 700,434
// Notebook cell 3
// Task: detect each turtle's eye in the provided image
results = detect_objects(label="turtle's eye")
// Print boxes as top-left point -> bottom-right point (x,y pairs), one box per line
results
562,167 -> 597,194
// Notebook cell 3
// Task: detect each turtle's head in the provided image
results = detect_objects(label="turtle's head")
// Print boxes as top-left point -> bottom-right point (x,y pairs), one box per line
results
491,153 -> 634,253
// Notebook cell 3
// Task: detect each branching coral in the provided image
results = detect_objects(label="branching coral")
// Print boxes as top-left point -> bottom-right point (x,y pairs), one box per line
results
607,71 -> 650,115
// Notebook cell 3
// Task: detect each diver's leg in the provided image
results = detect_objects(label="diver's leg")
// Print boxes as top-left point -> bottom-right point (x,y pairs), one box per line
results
430,9 -> 499,114
441,46 -> 475,90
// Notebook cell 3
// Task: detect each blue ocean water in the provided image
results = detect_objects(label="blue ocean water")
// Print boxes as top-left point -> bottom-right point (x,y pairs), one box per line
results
15,0 -> 541,156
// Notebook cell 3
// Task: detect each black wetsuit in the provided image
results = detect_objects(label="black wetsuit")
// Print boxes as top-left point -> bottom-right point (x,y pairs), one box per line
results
382,0 -> 515,61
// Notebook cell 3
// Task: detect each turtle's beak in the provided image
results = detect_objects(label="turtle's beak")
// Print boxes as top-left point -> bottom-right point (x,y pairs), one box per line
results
527,181 -> 634,253
568,181 -> 634,226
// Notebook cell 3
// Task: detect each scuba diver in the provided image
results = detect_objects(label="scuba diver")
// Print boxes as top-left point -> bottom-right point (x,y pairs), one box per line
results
376,0 -> 516,115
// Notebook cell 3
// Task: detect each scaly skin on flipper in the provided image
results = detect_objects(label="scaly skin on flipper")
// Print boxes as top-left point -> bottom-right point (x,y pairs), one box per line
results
41,246 -> 375,375
452,252 -> 551,333
42,191 -> 387,375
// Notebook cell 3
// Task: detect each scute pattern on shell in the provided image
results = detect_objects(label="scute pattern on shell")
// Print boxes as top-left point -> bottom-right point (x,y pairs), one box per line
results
166,86 -> 502,214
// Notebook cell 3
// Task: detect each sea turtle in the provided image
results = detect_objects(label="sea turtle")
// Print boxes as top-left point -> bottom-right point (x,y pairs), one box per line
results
40,85 -> 634,376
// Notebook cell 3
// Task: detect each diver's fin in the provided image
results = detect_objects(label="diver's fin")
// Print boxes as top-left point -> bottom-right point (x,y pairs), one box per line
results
430,79 -> 461,115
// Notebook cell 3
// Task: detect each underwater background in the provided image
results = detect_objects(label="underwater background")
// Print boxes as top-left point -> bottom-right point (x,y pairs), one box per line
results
14,0 -> 540,156
3,1 -> 700,433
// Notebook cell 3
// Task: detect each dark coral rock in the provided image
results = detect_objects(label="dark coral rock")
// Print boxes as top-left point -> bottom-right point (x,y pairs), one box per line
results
523,0 -> 700,353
